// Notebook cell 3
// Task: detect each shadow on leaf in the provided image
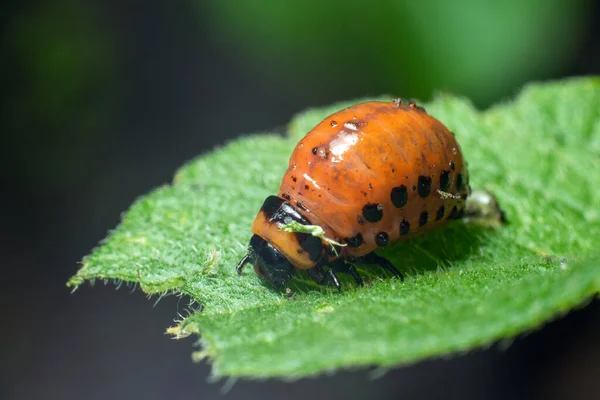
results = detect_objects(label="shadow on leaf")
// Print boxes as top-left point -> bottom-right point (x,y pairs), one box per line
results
279,221 -> 500,293
379,221 -> 498,275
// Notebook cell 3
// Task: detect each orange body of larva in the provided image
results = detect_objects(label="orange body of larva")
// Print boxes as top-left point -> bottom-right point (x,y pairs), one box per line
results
273,100 -> 470,267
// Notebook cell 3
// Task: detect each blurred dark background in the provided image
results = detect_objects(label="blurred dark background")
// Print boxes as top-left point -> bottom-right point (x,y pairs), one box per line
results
1,1 -> 599,399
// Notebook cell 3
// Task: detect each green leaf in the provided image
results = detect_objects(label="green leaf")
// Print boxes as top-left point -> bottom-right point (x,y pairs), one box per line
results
69,77 -> 600,378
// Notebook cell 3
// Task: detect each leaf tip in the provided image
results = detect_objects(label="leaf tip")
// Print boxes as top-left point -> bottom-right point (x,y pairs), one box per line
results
66,276 -> 84,292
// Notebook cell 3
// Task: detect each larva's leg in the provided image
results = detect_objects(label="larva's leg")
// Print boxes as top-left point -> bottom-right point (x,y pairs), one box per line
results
307,265 -> 342,291
328,260 -> 364,287
357,253 -> 404,281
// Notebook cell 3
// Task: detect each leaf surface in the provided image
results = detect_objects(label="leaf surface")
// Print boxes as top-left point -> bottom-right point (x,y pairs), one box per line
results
69,78 -> 600,378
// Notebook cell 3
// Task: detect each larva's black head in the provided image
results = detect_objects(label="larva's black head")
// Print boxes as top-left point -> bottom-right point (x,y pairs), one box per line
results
237,195 -> 327,288
237,234 -> 294,288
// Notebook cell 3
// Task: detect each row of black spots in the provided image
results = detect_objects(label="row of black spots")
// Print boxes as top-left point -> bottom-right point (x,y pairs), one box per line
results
419,170 -> 454,198
343,231 -> 389,249
419,170 -> 458,199
362,170 -> 461,237
398,210 -> 430,237
437,169 -> 463,194
355,173 -> 463,227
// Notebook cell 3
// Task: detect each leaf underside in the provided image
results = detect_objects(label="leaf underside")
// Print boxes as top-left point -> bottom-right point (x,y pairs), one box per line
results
69,77 -> 600,379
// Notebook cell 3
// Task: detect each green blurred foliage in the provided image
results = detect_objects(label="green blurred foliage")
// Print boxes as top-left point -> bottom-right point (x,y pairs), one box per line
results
3,0 -> 594,189
3,0 -> 120,189
203,0 -> 591,106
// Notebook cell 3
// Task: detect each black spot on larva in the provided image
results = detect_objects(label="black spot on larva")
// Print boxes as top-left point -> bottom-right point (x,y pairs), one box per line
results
440,170 -> 450,192
455,208 -> 464,219
418,175 -> 432,198
295,232 -> 322,262
449,160 -> 455,171
330,120 -> 337,127
292,176 -> 297,182
391,185 -> 408,208
456,174 -> 463,191
297,249 -> 304,254
312,147 -> 318,155
344,233 -> 363,248
375,232 -> 389,247
436,205 -> 445,221
281,193 -> 291,201
419,211 -> 429,227
296,201 -> 308,212
412,185 -> 417,191
368,183 -> 373,190
400,219 -> 410,235
448,206 -> 458,220
362,203 -> 383,223
304,185 -> 310,190
391,168 -> 396,173
357,215 -> 365,225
